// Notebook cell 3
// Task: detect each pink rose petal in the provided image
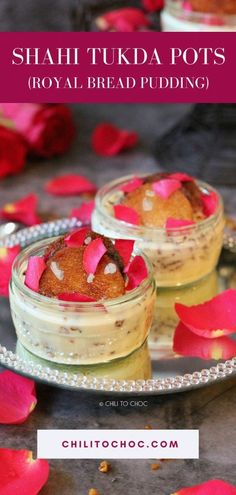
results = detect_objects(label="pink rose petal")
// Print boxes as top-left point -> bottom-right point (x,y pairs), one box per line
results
182,0 -> 193,11
166,218 -> 195,233
83,238 -> 107,275
114,239 -> 135,266
65,227 -> 89,248
173,322 -> 236,361
92,123 -> 138,156
45,174 -> 97,196
175,289 -> 236,338
201,191 -> 219,217
126,255 -> 148,290
152,179 -> 182,199
25,256 -> 46,292
58,293 -> 97,302
142,0 -> 164,12
70,200 -> 95,224
120,177 -> 143,193
114,204 -> 140,226
0,448 -> 49,495
0,371 -> 37,424
173,479 -> 236,495
0,194 -> 41,227
96,8 -> 150,32
169,172 -> 194,182
0,246 -> 20,297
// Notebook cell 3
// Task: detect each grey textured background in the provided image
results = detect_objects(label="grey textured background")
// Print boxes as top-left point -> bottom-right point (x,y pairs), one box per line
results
0,103 -> 236,494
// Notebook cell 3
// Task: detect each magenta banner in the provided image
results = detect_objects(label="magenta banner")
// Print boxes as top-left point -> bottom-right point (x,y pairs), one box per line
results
0,32 -> 235,102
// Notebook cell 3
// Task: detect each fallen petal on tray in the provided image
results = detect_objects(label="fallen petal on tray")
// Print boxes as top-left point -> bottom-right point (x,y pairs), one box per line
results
45,174 -> 97,196
0,371 -> 37,424
0,448 -> 49,495
175,289 -> 236,338
0,194 -> 41,227
173,322 -> 236,361
92,123 -> 138,156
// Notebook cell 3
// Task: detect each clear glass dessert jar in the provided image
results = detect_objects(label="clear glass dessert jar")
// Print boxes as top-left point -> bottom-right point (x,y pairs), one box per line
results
92,175 -> 225,288
9,239 -> 156,365
161,0 -> 236,31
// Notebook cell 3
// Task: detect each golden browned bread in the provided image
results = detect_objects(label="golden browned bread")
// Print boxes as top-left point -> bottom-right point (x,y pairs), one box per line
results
189,0 -> 236,14
39,232 -> 126,300
122,174 -> 204,228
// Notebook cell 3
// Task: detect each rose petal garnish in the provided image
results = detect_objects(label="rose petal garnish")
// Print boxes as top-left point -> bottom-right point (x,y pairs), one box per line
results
45,174 -> 97,196
114,204 -> 140,226
83,238 -> 107,275
25,256 -> 46,292
58,293 -> 97,302
0,246 -> 20,297
173,322 -> 236,361
0,448 -> 49,494
92,123 -> 138,157
171,479 -> 236,495
166,218 -> 195,233
126,255 -> 148,290
65,227 -> 89,248
96,8 -> 150,32
0,370 -> 37,424
201,191 -> 218,217
182,0 -> 193,11
120,177 -> 143,193
70,200 -> 95,224
0,194 -> 41,226
152,179 -> 182,199
114,239 -> 135,266
142,0 -> 164,12
175,289 -> 236,338
169,172 -> 194,182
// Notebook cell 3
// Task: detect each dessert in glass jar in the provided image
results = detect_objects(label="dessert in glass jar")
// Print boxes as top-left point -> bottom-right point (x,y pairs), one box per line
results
161,0 -> 236,31
10,229 -> 155,365
92,172 -> 225,287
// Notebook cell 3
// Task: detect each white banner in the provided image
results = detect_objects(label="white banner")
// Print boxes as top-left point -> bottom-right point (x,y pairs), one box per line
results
37,429 -> 199,459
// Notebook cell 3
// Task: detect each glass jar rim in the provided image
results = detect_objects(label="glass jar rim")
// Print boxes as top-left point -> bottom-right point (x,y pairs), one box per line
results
11,237 -> 155,311
94,174 -> 224,235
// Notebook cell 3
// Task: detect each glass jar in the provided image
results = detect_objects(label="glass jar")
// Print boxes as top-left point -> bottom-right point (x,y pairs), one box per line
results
161,0 -> 236,31
9,238 -> 156,365
92,175 -> 225,287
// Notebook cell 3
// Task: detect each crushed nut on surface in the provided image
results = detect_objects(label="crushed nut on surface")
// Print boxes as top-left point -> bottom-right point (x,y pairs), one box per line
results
144,425 -> 152,429
99,460 -> 111,473
150,463 -> 160,471
88,489 -> 100,495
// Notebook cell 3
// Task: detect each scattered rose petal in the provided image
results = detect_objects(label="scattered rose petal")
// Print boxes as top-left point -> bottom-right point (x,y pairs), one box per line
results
96,8 -> 150,32
83,238 -> 107,275
0,448 -> 49,495
70,200 -> 95,224
142,0 -> 164,12
25,256 -> 46,292
182,0 -> 193,11
152,179 -> 182,199
65,227 -> 89,248
172,479 -> 236,495
114,239 -> 135,266
0,246 -> 20,297
120,177 -> 143,193
173,322 -> 236,361
169,172 -> 194,182
58,293 -> 96,302
0,194 -> 41,226
45,174 -> 97,196
175,289 -> 236,338
201,191 -> 218,217
0,370 -> 37,424
166,218 -> 195,233
126,255 -> 148,290
203,15 -> 225,26
92,123 -> 138,157
114,204 -> 140,226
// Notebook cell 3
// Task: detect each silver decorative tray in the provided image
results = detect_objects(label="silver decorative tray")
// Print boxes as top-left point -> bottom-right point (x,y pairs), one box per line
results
0,218 -> 236,395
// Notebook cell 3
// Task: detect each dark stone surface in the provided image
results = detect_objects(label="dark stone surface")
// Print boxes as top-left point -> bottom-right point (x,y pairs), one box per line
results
0,103 -> 236,494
